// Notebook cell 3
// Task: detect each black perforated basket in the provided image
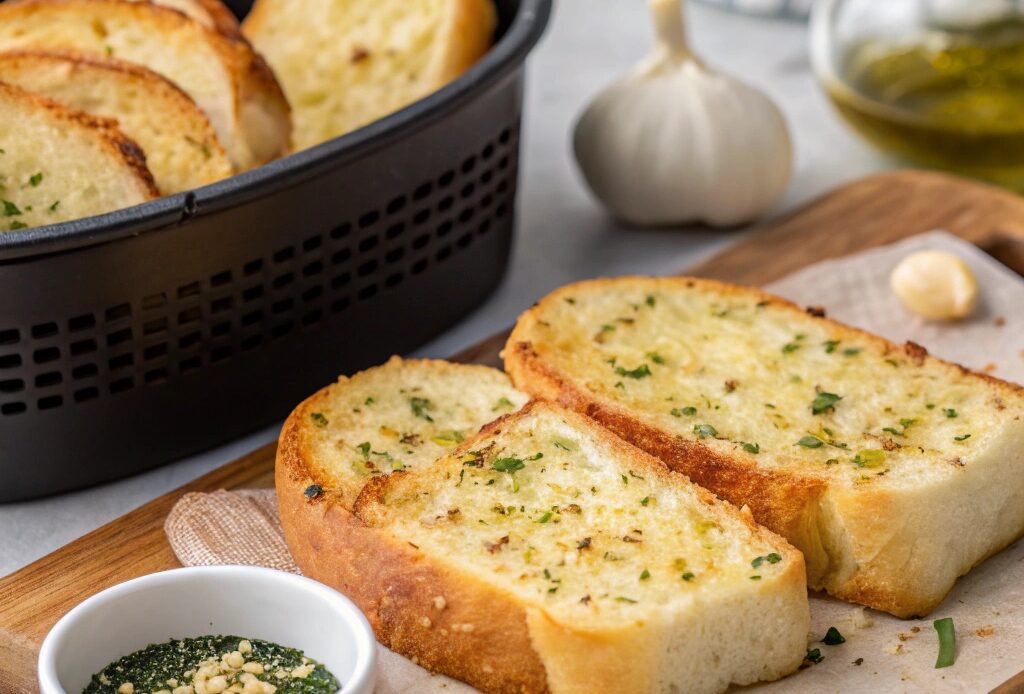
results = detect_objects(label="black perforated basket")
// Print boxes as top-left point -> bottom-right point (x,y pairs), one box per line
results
0,0 -> 551,501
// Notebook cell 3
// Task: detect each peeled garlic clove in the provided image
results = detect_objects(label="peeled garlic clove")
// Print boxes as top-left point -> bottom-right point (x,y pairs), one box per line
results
890,250 -> 978,320
572,0 -> 792,227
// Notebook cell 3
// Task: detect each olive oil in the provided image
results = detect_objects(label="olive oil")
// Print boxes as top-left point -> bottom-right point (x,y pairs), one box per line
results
826,20 -> 1024,189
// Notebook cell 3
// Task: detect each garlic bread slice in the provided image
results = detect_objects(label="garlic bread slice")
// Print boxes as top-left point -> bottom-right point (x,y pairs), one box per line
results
353,400 -> 809,694
0,50 -> 232,194
0,80 -> 157,232
505,276 -> 1024,617
243,0 -> 496,149
0,0 -> 290,171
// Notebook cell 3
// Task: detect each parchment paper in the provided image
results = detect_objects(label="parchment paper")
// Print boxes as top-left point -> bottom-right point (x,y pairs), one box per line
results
166,231 -> 1024,693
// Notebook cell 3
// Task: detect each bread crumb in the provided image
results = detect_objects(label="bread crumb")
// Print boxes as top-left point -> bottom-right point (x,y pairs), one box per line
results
910,626 -> 920,633
420,616 -> 432,628
885,644 -> 905,656
995,316 -> 1006,327
975,625 -> 995,637
849,606 -> 873,629
482,664 -> 494,674
897,632 -> 915,641
118,685 -> 134,694
433,595 -> 447,610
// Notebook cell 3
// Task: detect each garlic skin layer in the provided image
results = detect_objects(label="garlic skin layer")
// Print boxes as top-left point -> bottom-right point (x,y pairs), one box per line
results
890,250 -> 978,320
573,0 -> 793,227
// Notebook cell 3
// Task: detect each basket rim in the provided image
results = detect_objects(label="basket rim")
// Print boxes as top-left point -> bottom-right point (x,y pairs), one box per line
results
0,0 -> 552,261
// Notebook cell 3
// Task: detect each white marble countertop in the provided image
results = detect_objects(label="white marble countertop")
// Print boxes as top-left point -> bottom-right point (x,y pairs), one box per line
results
0,0 -> 892,577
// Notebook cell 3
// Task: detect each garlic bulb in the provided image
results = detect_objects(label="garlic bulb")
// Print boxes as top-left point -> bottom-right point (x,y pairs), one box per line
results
573,0 -> 793,227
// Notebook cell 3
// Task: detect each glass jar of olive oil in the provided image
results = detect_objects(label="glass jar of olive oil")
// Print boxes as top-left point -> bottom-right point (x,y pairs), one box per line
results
811,0 -> 1024,190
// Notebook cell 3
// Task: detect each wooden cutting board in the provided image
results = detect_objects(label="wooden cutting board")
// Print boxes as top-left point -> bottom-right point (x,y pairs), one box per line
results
4,170 -> 1024,693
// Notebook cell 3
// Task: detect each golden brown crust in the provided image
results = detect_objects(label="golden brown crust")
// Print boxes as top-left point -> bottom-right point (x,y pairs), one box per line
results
432,0 -> 497,83
276,386 -> 551,694
179,0 -> 244,39
0,79 -> 158,197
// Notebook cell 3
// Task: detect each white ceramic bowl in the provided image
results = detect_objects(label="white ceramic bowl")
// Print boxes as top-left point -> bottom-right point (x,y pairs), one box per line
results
38,565 -> 376,694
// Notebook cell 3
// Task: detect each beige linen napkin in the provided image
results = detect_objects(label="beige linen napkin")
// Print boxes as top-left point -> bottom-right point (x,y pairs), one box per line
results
165,231 -> 1024,693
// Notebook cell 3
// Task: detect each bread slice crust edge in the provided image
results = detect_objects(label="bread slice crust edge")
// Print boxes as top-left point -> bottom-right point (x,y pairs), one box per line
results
275,362 -> 552,693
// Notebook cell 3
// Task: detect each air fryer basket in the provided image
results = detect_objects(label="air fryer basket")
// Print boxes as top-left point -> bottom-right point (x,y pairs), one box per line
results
0,0 -> 551,501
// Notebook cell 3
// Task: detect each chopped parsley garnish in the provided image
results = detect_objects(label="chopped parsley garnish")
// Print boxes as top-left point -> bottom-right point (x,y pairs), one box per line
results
944,408 -> 958,418
410,396 -> 433,421
535,511 -> 553,524
811,391 -> 842,415
356,441 -> 370,458
933,617 -> 956,668
492,457 -> 525,473
681,572 -> 695,582
646,351 -> 666,365
671,406 -> 697,417
640,496 -> 650,507
853,449 -> 886,468
805,648 -> 824,665
9,221 -> 27,231
552,437 -> 578,452
797,436 -> 823,449
750,575 -> 762,580
48,200 -> 60,212
645,295 -> 656,307
615,363 -> 652,379
2,199 -> 21,217
614,596 -> 637,604
822,626 -> 846,645
823,340 -> 839,354
693,423 -> 717,439
751,553 -> 782,568
742,442 -> 760,454
310,412 -> 328,427
303,484 -> 323,499
431,431 -> 465,446
640,569 -> 650,580
29,172 -> 43,187
954,433 -> 971,442
843,347 -> 861,356
782,342 -> 801,354
882,418 -> 916,437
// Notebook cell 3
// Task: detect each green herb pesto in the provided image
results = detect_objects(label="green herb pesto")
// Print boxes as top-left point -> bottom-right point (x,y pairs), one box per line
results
82,636 -> 339,694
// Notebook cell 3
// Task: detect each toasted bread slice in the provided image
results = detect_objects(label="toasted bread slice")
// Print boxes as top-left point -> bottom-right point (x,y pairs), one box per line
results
0,0 -> 290,171
243,0 -> 496,150
505,276 -> 1024,618
146,0 -> 243,38
0,50 -> 232,194
352,400 -> 809,694
0,80 -> 157,231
